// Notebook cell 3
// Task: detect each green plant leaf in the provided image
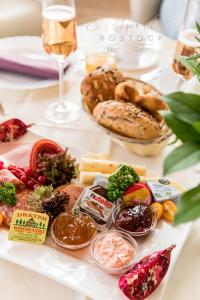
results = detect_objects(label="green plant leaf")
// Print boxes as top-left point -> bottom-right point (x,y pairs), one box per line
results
164,142 -> 200,175
164,112 -> 200,142
196,36 -> 200,43
193,121 -> 200,134
174,185 -> 200,224
196,22 -> 200,34
186,53 -> 200,61
178,55 -> 200,78
162,92 -> 200,124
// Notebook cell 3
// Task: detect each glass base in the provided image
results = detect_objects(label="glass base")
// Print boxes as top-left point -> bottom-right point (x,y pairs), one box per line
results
45,101 -> 81,124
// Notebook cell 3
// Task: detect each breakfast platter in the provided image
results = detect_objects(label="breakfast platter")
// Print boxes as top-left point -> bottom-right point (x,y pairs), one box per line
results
1,0 -> 200,296
0,126 -> 192,300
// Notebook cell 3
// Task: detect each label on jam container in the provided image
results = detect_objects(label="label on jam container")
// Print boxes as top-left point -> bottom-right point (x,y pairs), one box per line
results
8,210 -> 49,245
74,186 -> 115,232
147,179 -> 185,203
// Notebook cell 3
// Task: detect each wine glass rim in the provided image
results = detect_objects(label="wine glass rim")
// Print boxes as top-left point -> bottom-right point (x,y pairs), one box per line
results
42,0 -> 76,12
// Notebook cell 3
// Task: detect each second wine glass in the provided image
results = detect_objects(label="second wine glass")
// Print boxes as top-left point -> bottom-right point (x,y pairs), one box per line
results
42,0 -> 81,124
172,0 -> 200,80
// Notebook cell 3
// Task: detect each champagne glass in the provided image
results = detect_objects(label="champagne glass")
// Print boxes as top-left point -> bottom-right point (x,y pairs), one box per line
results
172,0 -> 200,80
42,0 -> 80,124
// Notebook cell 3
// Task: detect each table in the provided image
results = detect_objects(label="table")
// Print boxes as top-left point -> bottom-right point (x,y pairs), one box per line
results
0,19 -> 200,300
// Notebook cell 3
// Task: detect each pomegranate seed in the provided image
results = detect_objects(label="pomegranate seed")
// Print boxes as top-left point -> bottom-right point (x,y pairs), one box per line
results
33,184 -> 40,190
7,165 -> 15,170
18,167 -> 25,171
26,168 -> 33,177
0,161 -> 4,170
38,175 -> 46,184
27,180 -> 35,189
21,175 -> 28,183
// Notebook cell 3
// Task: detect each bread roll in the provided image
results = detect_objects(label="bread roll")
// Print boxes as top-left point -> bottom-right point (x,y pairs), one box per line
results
93,100 -> 161,140
81,67 -> 125,112
115,80 -> 168,113
115,81 -> 141,102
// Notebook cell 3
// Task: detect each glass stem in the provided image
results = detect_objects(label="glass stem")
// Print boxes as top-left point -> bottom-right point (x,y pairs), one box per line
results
57,57 -> 65,112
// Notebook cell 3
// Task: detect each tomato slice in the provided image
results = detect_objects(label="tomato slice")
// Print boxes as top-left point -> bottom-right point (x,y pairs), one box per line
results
30,139 -> 63,171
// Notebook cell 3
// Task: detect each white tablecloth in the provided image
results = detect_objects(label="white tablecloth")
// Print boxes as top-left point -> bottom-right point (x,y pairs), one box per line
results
0,19 -> 200,300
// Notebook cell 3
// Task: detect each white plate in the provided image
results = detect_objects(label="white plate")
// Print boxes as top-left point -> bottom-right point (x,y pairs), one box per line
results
0,36 -> 59,90
0,133 -> 192,300
115,30 -> 162,70
117,52 -> 160,70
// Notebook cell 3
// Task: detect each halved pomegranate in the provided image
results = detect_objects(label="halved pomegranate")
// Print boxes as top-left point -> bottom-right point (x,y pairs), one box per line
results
30,139 -> 63,171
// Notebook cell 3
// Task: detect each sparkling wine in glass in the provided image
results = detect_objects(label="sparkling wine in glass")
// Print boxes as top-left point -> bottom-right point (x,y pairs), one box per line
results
172,29 -> 199,80
172,0 -> 200,80
42,0 -> 80,124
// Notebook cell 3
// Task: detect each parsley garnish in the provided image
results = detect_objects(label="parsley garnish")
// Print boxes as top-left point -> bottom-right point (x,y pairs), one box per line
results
0,182 -> 17,206
107,164 -> 140,202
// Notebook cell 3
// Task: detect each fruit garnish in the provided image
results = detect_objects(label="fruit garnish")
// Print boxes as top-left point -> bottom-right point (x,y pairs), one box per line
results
123,183 -> 152,206
0,182 -> 16,206
119,245 -> 176,300
7,165 -> 42,189
150,202 -> 163,220
35,149 -> 78,187
163,200 -> 177,223
30,139 -> 63,171
0,212 -> 3,225
0,118 -> 32,142
0,161 -> 4,170
108,165 -> 140,202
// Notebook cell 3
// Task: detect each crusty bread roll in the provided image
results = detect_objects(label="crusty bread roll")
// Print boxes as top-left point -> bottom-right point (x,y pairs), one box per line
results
115,80 -> 168,116
81,66 -> 125,112
93,100 -> 161,140
115,81 -> 141,102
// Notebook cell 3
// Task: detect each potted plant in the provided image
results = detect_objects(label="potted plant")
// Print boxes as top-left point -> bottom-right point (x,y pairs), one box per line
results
163,92 -> 200,224
163,24 -> 200,224
164,24 -> 200,224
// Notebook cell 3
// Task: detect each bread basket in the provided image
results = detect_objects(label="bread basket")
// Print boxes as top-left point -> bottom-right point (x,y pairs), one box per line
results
81,78 -> 173,157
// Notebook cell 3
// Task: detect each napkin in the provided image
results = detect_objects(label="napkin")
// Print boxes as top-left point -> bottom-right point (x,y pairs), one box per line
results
0,51 -> 70,80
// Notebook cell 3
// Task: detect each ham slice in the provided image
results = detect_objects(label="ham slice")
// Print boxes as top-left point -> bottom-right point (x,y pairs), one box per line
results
56,184 -> 84,210
0,169 -> 19,183
0,169 -> 24,192
0,189 -> 31,227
